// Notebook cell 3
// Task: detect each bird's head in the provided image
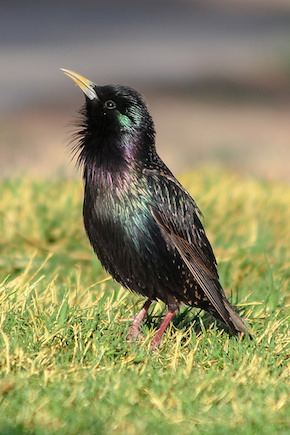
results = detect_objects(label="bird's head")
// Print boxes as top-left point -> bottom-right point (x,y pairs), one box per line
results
62,68 -> 156,171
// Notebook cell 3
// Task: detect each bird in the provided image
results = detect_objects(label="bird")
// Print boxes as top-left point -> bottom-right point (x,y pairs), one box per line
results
61,68 -> 250,349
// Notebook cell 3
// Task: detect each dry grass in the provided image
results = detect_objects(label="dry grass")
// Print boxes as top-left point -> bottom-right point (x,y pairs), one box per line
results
0,169 -> 289,434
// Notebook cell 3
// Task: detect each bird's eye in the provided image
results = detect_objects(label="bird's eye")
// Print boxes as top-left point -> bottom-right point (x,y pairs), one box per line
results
104,100 -> 116,110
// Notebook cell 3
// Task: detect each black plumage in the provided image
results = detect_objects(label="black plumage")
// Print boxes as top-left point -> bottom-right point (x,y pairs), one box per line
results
62,68 -> 249,349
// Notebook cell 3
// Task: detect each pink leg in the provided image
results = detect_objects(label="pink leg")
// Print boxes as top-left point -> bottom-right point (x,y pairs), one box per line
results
127,299 -> 152,341
150,309 -> 177,350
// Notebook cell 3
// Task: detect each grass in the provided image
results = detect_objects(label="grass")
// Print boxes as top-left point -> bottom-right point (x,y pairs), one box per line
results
0,168 -> 289,434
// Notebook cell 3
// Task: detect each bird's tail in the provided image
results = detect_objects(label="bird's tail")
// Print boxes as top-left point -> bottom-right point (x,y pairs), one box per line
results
222,298 -> 252,338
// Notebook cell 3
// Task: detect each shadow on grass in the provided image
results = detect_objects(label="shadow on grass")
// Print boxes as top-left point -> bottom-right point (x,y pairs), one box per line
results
143,304 -> 248,338
0,425 -> 36,435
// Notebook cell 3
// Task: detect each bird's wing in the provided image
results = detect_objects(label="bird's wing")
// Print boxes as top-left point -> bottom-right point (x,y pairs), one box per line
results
150,205 -> 232,322
144,167 -> 232,322
144,167 -> 219,278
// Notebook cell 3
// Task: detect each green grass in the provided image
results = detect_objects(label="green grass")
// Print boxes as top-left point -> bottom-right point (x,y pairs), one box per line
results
0,169 -> 289,435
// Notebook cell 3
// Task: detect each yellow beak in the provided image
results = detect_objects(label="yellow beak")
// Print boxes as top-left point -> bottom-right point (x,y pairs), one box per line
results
61,68 -> 97,100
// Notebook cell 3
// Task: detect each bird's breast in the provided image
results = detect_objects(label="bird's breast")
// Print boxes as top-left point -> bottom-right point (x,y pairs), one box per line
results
83,177 -> 168,295
83,173 -> 156,257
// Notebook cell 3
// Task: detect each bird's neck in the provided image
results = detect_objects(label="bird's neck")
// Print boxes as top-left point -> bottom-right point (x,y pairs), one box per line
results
81,131 -> 155,191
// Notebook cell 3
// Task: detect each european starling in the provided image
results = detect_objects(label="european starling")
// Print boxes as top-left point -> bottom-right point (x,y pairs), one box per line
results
62,68 -> 249,349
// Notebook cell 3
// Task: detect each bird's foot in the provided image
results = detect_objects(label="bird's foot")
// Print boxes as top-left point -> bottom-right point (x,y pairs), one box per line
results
126,325 -> 145,341
149,309 -> 177,351
127,299 -> 152,342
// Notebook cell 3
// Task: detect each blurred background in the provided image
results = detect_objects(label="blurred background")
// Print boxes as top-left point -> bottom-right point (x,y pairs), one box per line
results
1,0 -> 290,181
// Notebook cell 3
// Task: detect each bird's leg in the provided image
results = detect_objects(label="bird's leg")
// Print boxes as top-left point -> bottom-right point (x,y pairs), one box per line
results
127,299 -> 152,341
150,309 -> 178,350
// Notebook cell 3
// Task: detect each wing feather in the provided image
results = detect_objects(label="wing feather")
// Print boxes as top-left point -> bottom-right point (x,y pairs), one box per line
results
145,167 -> 249,335
151,206 -> 230,323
